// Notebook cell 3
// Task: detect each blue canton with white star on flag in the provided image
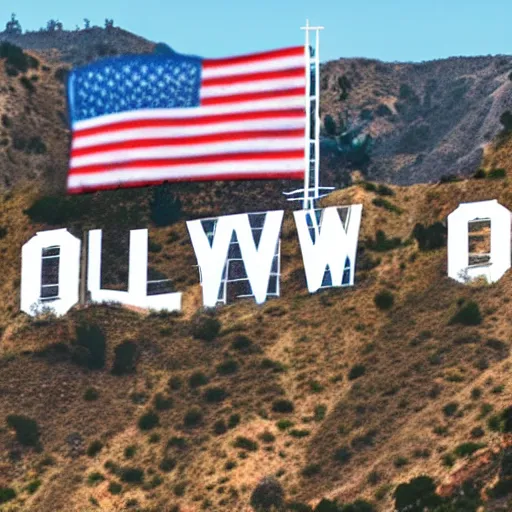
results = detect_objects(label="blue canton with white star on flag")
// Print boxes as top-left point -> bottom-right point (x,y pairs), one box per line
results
67,53 -> 202,123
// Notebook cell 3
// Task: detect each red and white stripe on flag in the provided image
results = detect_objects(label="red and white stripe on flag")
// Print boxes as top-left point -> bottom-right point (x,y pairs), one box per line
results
67,46 -> 307,193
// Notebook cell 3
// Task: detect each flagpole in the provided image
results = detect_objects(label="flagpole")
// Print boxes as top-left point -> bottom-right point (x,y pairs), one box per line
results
302,20 -> 311,210
301,20 -> 324,210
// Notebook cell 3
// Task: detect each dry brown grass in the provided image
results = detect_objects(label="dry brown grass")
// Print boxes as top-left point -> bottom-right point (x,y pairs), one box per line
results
0,173 -> 511,511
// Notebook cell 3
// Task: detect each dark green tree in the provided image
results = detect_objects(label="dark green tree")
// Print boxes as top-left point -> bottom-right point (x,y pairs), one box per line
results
500,111 -> 512,132
394,476 -> 441,512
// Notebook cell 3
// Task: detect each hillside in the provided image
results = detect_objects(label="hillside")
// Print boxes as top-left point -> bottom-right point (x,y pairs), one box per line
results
0,166 -> 511,511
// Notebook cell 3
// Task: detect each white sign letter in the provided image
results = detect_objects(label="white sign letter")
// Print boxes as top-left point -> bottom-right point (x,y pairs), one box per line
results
21,229 -> 81,316
87,229 -> 181,311
447,200 -> 511,284
294,205 -> 363,293
187,211 -> 284,307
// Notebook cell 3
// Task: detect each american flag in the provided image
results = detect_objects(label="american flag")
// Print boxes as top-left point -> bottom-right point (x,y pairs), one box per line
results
66,46 -> 307,193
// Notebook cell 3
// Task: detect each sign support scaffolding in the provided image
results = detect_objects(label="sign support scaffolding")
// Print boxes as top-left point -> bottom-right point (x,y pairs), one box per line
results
284,19 -> 333,210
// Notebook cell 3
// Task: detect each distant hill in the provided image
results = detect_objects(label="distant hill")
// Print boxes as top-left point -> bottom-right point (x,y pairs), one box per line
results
0,27 -> 512,191
0,26 -> 154,66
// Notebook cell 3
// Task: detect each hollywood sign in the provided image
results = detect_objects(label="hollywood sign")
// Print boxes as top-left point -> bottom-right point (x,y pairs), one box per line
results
19,199 -> 512,317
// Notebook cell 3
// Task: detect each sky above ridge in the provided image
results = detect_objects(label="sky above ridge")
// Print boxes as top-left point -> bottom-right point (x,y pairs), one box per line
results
1,0 -> 510,63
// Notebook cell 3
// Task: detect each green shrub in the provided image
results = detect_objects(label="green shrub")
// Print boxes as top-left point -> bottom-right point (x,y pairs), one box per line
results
228,413 -> 240,428
184,407 -> 203,427
138,411 -> 159,431
167,436 -> 187,449
213,419 -> 227,435
111,341 -> 138,375
487,168 -> 506,179
258,431 -> 276,443
108,482 -> 122,495
272,399 -> 294,413
189,371 -> 209,388
124,445 -> 137,459
203,386 -> 228,403
302,464 -> 321,477
0,487 -> 16,504
120,467 -> 144,484
473,169 -> 486,179
216,359 -> 239,375
470,426 -> 485,439
250,477 -> 284,511
449,301 -> 482,326
374,290 -> 394,310
501,448 -> 512,477
26,479 -> 41,494
366,230 -> 401,252
333,446 -> 352,464
191,313 -> 221,341
376,184 -> 394,196
159,457 -> 177,472
168,376 -> 182,390
24,194 -> 92,225
0,42 -> 36,73
443,402 -> 458,417
394,476 -> 441,511
348,364 -> 366,380
72,322 -> 106,370
412,222 -> 447,251
439,174 -> 460,184
289,429 -> 310,438
454,442 -> 485,458
233,436 -> 258,451
87,472 -> 105,485
6,415 -> 40,447
261,358 -> 286,372
314,404 -> 327,421
84,387 -> 99,401
500,111 -> 512,132
87,440 -> 103,457
153,393 -> 173,411
372,197 -> 402,214
20,75 -> 36,92
231,335 -> 254,351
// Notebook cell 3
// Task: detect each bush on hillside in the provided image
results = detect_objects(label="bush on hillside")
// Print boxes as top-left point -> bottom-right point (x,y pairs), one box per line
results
365,230 -> 401,252
250,476 -> 284,511
487,168 -> 506,179
184,407 -> 203,427
6,415 -> 40,447
449,301 -> 482,326
394,476 -> 441,511
203,386 -> 228,403
374,290 -> 394,310
0,487 -> 16,505
138,411 -> 159,431
72,322 -> 106,370
191,312 -> 221,341
500,111 -> 512,132
24,194 -> 92,225
412,222 -> 447,251
272,399 -> 294,414
0,41 -> 38,73
111,341 -> 138,375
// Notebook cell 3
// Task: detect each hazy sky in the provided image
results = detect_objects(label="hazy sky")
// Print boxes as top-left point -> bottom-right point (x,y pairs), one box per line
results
1,0 -> 510,63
